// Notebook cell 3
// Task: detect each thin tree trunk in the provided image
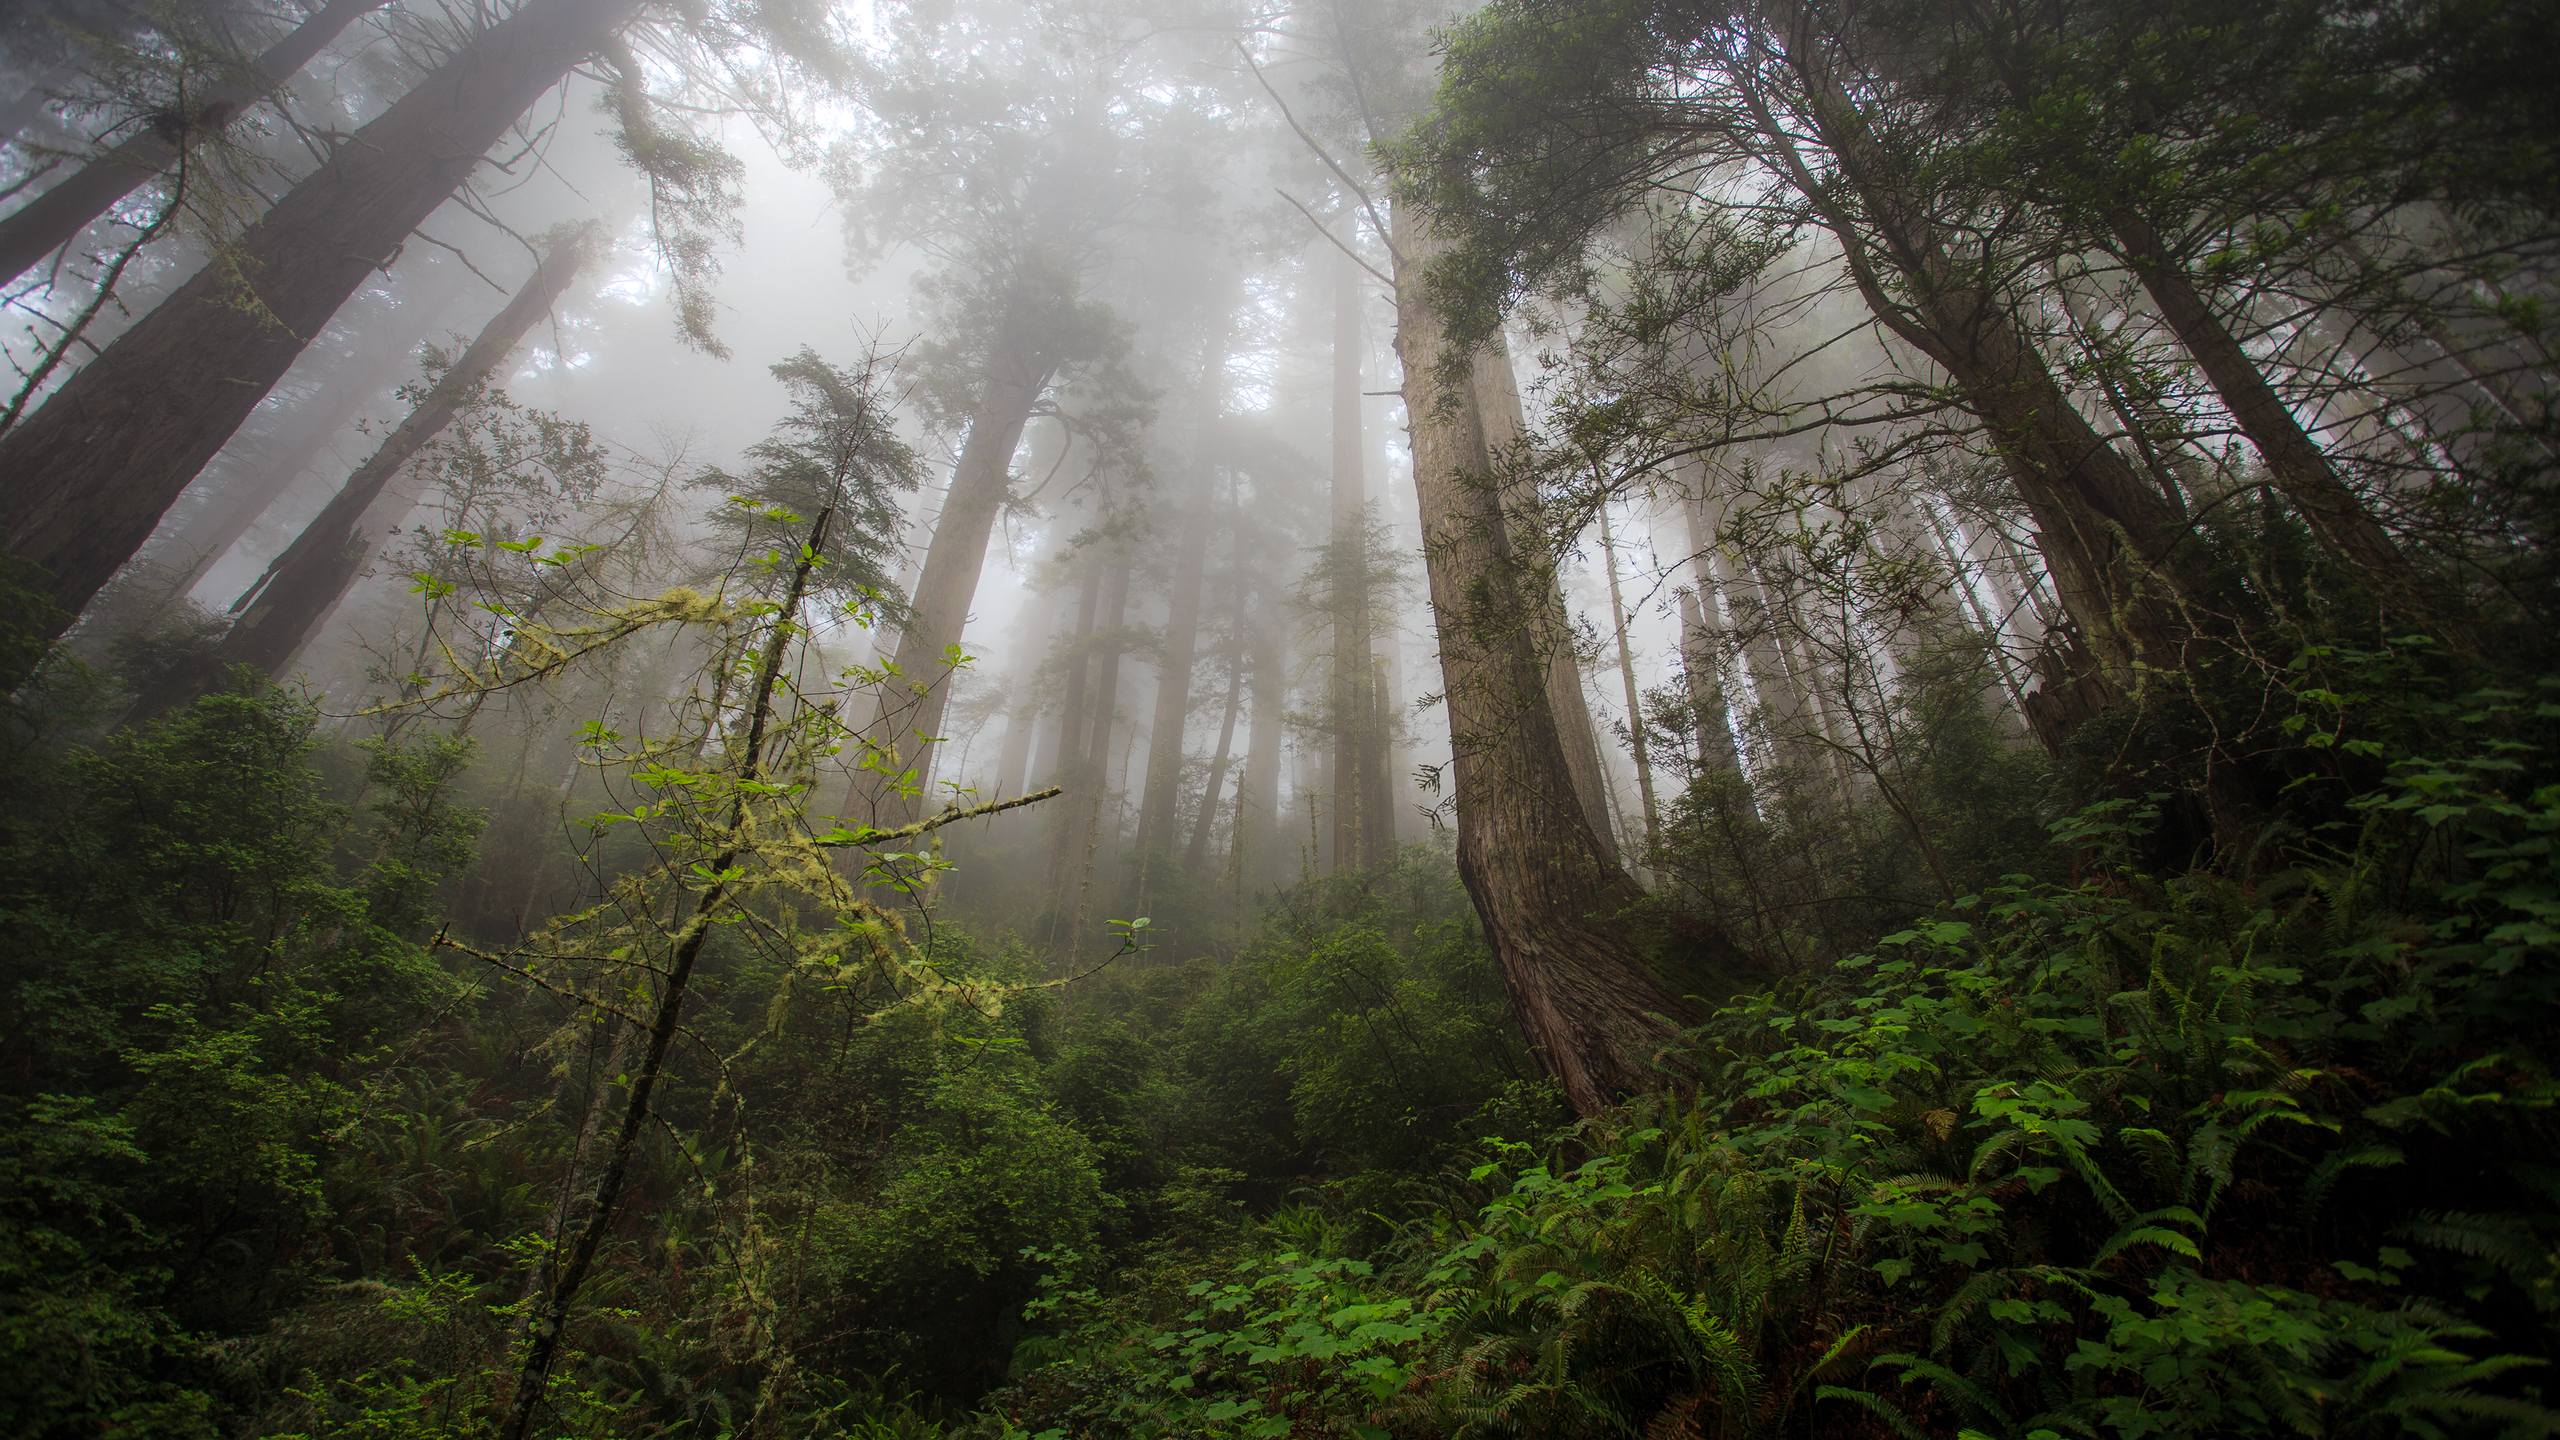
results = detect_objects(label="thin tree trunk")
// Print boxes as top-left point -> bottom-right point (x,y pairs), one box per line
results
503,499 -> 833,1440
1235,613 -> 1286,890
189,228 -> 592,692
1395,204 -> 1737,1117
1134,306 -> 1236,871
0,0 -> 390,285
1185,471 -> 1247,875
2110,210 -> 2449,637
1328,248 -> 1379,872
1597,503 -> 1660,858
0,0 -> 641,671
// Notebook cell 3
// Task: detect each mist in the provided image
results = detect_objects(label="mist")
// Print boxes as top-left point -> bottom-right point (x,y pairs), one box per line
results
1,0 -> 2554,1435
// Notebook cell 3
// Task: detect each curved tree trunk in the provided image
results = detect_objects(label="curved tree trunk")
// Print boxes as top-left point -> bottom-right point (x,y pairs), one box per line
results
1469,337 -> 1623,864
0,0 -> 642,676
0,0 -> 391,285
1395,204 -> 1736,1117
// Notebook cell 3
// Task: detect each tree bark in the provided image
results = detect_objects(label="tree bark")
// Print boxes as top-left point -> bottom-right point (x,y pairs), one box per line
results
1597,503 -> 1660,859
1469,338 -> 1622,863
0,0 -> 642,672
859,312 -> 1054,825
0,0 -> 391,286
1394,204 -> 1732,1117
194,228 -> 593,690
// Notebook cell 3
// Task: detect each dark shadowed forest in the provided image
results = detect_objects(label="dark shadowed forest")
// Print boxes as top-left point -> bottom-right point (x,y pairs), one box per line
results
1,0 -> 2556,1435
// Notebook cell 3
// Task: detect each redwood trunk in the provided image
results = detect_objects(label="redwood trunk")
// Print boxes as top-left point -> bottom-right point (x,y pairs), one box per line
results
2110,210 -> 2443,634
0,0 -> 391,285
1470,338 -> 1622,863
1134,310 -> 1235,868
0,0 -> 640,668
1327,249 -> 1383,871
1395,205 -> 1723,1117
861,323 -> 1052,824
207,229 -> 592,683
1234,614 -> 1286,888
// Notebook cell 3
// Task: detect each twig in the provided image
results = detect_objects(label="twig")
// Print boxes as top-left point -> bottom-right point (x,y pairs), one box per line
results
814,785 -> 1064,848
1233,39 -> 1396,266
1278,187 -> 1394,289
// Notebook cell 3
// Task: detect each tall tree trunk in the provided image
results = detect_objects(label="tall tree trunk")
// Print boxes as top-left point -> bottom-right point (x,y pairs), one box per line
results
1185,471 -> 1247,875
157,330 -> 411,600
1133,306 -> 1236,872
1043,546 -> 1127,950
1672,467 -> 1748,783
0,0 -> 391,285
1394,204 -> 1733,1117
1328,249 -> 1382,872
1185,649 -> 1246,877
189,228 -> 593,692
2109,211 -> 2447,635
859,311 -> 1054,825
992,608 -> 1057,803
0,0 -> 641,671
1756,61 -> 2200,703
1691,479 -> 1826,781
1469,338 -> 1622,862
1675,588 -> 1746,781
1235,612 -> 1286,890
1597,503 -> 1660,858
1364,651 -> 1399,857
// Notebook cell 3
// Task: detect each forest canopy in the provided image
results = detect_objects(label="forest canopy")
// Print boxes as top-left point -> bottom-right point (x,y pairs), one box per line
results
0,0 -> 2554,1437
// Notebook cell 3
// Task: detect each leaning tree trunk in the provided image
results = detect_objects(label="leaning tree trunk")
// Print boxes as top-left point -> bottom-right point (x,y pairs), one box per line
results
857,316 -> 1053,826
156,324 -> 414,601
0,0 -> 642,676
1394,204 -> 1738,1117
0,0 -> 390,285
1766,97 -> 2195,706
193,227 -> 595,693
2108,210 -> 2451,639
